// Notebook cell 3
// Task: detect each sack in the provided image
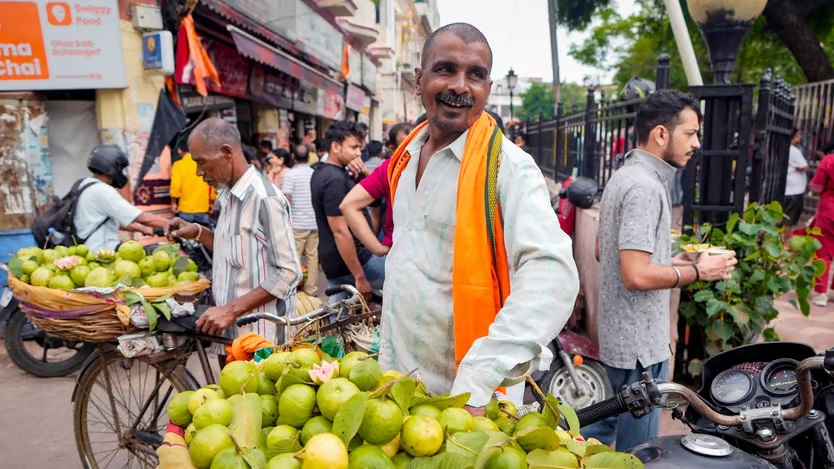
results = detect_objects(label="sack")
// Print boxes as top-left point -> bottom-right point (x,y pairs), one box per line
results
31,179 -> 103,248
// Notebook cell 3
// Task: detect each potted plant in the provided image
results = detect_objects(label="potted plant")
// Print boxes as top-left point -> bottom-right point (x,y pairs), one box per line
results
676,202 -> 823,360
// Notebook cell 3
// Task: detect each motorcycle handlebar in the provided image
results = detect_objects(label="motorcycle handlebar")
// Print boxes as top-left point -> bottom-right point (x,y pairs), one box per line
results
577,355 -> 830,429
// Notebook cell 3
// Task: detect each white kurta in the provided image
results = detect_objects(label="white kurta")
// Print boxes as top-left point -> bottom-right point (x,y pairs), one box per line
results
379,126 -> 579,406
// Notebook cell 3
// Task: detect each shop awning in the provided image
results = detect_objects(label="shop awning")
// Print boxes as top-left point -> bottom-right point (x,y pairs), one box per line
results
227,25 -> 343,96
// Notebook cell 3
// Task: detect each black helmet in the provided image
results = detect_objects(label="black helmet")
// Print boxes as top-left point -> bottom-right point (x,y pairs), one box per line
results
620,77 -> 656,101
562,177 -> 599,209
88,145 -> 129,189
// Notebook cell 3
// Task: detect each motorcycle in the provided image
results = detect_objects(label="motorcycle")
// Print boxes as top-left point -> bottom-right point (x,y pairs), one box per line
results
530,176 -> 611,409
2,233 -> 212,378
577,341 -> 834,468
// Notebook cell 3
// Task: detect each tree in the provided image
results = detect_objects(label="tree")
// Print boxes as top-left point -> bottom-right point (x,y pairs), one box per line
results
557,0 -> 834,85
518,82 -> 555,121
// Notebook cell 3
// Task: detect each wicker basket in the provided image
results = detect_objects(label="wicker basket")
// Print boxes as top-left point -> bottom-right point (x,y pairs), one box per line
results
9,276 -> 210,343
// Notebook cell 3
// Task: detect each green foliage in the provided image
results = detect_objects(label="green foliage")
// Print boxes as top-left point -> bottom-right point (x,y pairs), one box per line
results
676,202 -> 822,357
560,0 -> 834,87
518,82 -> 555,121
560,82 -> 589,112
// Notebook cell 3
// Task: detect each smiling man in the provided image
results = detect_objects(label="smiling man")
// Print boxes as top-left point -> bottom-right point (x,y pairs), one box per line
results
379,23 -> 579,414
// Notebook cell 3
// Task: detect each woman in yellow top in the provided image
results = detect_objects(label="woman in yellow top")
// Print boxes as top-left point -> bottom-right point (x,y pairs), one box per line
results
170,142 -> 216,227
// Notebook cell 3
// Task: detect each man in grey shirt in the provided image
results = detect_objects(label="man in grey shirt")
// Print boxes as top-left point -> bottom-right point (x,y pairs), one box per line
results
584,90 -> 737,450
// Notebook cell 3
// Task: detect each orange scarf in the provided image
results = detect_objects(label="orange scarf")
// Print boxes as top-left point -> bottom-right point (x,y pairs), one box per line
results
388,112 -> 511,366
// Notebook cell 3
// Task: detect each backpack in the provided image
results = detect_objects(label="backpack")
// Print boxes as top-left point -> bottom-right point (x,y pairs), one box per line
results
31,179 -> 108,248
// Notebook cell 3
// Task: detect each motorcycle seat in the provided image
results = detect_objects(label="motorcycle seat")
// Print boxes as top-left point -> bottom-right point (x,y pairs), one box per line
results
155,305 -> 209,333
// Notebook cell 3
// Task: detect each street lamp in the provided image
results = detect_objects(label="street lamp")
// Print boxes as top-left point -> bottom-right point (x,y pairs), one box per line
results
506,68 -> 518,121
687,0 -> 767,84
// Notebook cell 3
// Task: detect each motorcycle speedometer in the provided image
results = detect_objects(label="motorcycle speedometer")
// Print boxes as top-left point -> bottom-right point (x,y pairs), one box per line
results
761,358 -> 800,396
710,369 -> 755,406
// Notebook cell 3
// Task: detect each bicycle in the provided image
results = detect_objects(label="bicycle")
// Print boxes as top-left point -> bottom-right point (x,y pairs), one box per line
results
71,285 -> 379,469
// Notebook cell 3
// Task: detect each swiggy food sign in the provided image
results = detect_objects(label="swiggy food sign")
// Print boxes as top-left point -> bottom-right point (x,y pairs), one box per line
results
0,0 -> 126,90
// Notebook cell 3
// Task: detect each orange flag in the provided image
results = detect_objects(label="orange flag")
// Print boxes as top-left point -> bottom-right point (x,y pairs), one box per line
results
181,14 -> 220,97
341,43 -> 351,78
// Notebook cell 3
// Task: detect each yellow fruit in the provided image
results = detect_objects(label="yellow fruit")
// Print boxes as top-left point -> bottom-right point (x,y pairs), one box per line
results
473,416 -> 500,432
184,423 -> 197,445
267,453 -> 302,469
400,415 -> 444,457
299,433 -> 348,469
266,425 -> 300,451
438,407 -> 474,435
300,416 -> 333,446
316,378 -> 361,421
30,267 -> 53,287
189,388 -> 221,415
349,359 -> 383,391
514,411 -> 548,435
338,351 -> 368,378
192,398 -> 233,430
484,446 -> 527,469
278,384 -> 317,428
167,391 -> 194,427
348,444 -> 395,469
498,400 -> 518,418
219,360 -> 259,396
261,395 -> 279,427
358,398 -> 404,445
288,348 -> 321,383
189,424 -> 233,469
117,240 -> 145,262
376,434 -> 401,458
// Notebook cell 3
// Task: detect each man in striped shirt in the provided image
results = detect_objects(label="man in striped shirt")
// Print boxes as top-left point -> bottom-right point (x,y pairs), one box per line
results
282,148 -> 319,296
166,118 -> 301,343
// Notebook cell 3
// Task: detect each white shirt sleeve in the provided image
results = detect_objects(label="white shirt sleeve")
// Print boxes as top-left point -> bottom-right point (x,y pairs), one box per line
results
450,144 -> 580,406
93,183 -> 142,227
789,146 -> 808,169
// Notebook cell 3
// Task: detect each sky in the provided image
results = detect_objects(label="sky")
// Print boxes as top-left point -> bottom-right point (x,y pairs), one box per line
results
437,0 -> 638,85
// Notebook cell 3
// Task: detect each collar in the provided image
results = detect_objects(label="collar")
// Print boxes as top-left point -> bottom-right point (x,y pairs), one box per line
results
626,149 -> 677,183
230,165 -> 258,201
405,126 -> 469,161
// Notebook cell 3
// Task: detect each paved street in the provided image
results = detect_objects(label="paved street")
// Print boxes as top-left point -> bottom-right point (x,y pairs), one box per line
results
0,292 -> 832,467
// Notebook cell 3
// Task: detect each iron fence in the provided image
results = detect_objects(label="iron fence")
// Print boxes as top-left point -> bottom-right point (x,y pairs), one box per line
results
749,71 -> 796,206
794,78 -> 834,163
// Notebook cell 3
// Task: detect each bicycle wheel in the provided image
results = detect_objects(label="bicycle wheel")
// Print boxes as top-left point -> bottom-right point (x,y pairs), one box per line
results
73,350 -> 198,469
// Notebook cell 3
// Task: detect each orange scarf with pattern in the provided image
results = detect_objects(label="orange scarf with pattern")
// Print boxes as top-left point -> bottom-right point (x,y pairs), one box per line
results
388,112 -> 511,366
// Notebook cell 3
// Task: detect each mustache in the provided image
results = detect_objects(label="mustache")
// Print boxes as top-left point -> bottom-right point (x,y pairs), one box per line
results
436,92 -> 474,107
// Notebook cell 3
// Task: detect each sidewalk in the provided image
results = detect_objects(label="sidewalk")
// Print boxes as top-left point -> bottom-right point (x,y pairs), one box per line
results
659,290 -> 834,436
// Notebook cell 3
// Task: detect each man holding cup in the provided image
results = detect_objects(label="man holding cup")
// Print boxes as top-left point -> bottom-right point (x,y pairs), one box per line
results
585,90 -> 738,450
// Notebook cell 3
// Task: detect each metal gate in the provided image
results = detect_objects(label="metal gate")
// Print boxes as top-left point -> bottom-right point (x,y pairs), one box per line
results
749,71 -> 796,205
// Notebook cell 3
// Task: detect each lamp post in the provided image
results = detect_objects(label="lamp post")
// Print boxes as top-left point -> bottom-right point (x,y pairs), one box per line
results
686,0 -> 767,84
506,68 -> 518,121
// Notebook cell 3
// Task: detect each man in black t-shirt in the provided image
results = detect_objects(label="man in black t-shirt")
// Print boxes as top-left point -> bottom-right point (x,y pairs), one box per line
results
311,121 -> 385,301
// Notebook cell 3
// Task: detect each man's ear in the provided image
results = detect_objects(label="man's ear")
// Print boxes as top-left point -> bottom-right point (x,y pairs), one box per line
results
652,125 -> 669,147
221,144 -> 234,159
415,67 -> 423,96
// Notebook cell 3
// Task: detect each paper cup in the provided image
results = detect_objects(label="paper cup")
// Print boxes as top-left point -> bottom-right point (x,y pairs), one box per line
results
707,248 -> 734,256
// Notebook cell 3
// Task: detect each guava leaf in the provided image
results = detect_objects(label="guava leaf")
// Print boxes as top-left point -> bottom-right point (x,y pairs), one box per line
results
116,274 -> 133,286
154,292 -> 174,302
241,447 -> 266,469
445,431 -> 489,456
404,457 -> 435,469
391,377 -> 416,415
583,444 -> 613,457
473,446 -> 502,469
584,452 -> 645,469
8,257 -> 24,278
123,291 -> 143,306
542,393 -> 562,429
410,392 -> 470,410
516,427 -> 561,452
142,300 -> 158,331
433,452 -> 474,469
527,448 -> 579,468
155,302 -> 172,321
264,432 -> 301,458
558,403 -> 580,436
131,277 -> 144,288
556,429 -> 572,445
566,437 -> 586,457
332,391 -> 369,446
172,256 -> 191,277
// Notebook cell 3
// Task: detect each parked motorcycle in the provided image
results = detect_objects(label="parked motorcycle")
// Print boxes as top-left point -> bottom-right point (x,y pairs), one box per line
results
577,341 -> 834,468
530,176 -> 611,409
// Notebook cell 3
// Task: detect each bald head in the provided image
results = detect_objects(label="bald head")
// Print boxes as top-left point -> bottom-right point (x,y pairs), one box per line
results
188,118 -> 242,154
421,23 -> 492,70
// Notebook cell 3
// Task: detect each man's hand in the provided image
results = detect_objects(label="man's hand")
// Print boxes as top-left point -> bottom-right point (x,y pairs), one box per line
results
165,217 -> 199,240
464,405 -> 485,417
196,305 -> 237,336
370,245 -> 390,257
695,251 -> 738,281
171,202 -> 178,213
355,274 -> 372,298
346,157 -> 369,180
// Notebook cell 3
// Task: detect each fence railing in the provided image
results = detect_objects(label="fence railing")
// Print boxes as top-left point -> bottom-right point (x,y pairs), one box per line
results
795,78 -> 834,162
750,71 -> 796,206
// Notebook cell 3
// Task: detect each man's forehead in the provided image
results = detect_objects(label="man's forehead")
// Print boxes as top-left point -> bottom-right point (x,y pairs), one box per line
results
424,31 -> 492,69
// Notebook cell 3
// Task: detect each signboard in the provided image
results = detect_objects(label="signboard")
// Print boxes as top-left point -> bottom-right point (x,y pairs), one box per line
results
248,64 -> 294,109
179,86 -> 236,113
294,82 -> 318,116
142,31 -> 174,75
318,89 -> 344,120
346,84 -> 365,112
204,40 -> 251,99
0,0 -> 127,90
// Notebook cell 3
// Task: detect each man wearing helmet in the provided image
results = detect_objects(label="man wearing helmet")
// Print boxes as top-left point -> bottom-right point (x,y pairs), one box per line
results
73,145 -> 168,252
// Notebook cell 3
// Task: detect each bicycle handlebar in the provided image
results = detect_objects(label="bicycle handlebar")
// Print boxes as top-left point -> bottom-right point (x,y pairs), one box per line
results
577,355 -> 831,429
234,285 -> 368,329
